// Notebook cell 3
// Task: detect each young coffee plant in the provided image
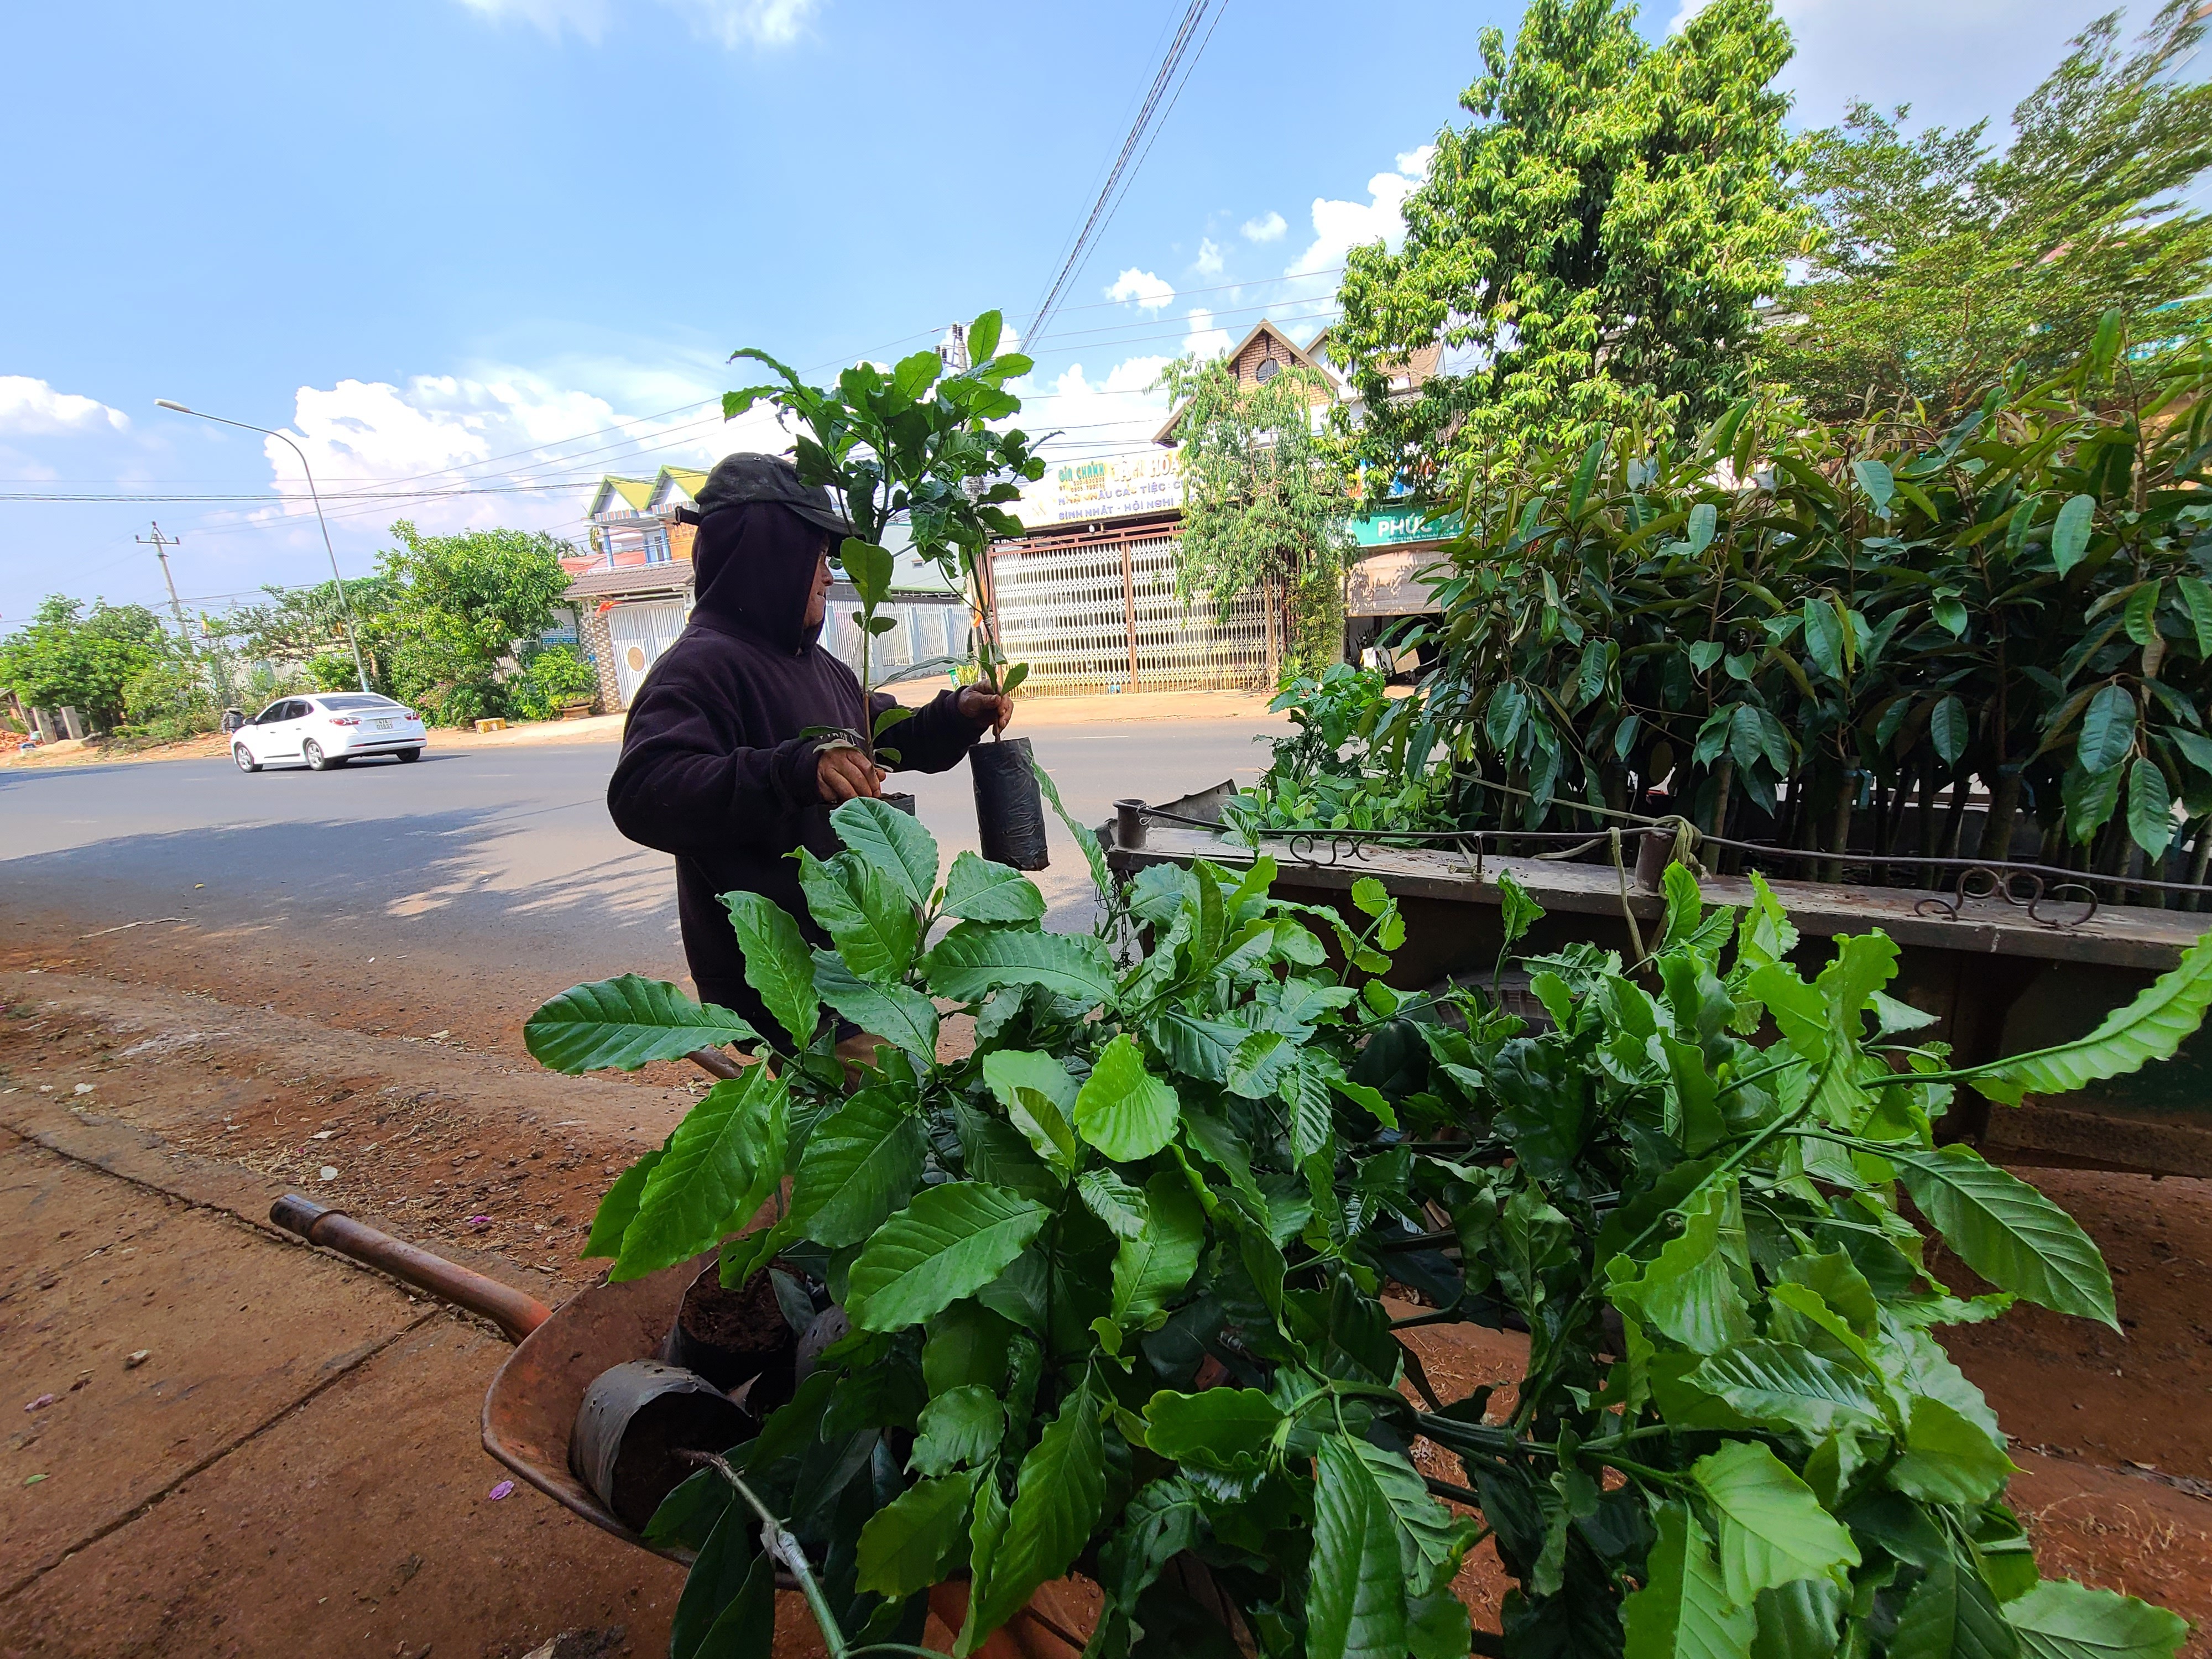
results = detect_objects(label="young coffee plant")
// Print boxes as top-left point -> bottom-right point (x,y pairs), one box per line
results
723,310 -> 1044,764
1225,662 -> 1460,841
527,779 -> 2207,1659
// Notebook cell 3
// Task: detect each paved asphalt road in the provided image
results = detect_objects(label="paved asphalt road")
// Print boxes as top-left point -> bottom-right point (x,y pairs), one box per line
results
1,718 -> 1279,990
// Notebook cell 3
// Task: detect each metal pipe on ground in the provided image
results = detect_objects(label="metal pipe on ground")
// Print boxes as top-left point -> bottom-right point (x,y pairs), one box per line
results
269,1194 -> 552,1343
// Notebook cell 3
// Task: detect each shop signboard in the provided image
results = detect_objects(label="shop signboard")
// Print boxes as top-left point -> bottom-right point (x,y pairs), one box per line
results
1020,450 -> 1183,524
1346,508 -> 1460,547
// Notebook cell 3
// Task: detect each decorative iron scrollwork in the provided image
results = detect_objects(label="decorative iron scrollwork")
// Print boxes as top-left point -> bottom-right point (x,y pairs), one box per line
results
1913,864 -> 2099,930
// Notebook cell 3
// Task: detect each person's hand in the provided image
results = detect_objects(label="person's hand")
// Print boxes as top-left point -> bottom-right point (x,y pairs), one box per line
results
816,743 -> 885,804
957,684 -> 1013,733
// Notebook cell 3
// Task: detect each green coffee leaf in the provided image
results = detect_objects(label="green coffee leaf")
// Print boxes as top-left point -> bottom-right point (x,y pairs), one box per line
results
787,1087 -> 925,1248
925,923 -> 1117,1010
910,1386 -> 1005,1477
618,1066 -> 788,1282
983,1048 -> 1082,1176
846,1182 -> 1049,1331
812,950 -> 940,1065
855,1467 -> 980,1598
1075,1166 -> 1150,1239
1497,867 -> 1543,947
1892,1145 -> 2116,1327
1752,1579 -> 1844,1659
1029,755 -> 1115,900
840,537 -> 897,607
582,1140 -> 665,1260
1959,931 -> 2212,1111
1621,1501 -> 1755,1659
1689,1341 -> 1887,1438
832,795 -> 940,906
1890,1394 -> 2016,1505
1890,1547 -> 2017,1659
1689,1441 -> 1859,1604
671,1499 -> 761,1659
719,891 -> 820,1048
1308,1434 -> 1467,1659
2006,1578 -> 2188,1659
525,975 -> 760,1072
922,1301 -> 1013,1395
1608,1180 -> 1754,1355
1149,1011 -> 1245,1083
1143,1386 -> 1282,1468
1110,1170 -> 1204,1324
968,1378 -> 1107,1642
943,848 -> 1047,924
1074,1033 -> 1181,1160
1225,1029 -> 1298,1100
796,848 -> 917,983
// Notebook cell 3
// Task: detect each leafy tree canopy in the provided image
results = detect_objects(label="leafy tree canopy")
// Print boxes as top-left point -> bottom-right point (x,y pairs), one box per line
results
363,521 -> 579,726
1156,356 -> 1349,672
0,596 -> 169,731
1331,0 -> 1803,502
1771,1 -> 2212,422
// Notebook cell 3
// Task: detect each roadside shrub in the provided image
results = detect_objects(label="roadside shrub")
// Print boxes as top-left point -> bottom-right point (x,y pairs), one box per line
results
118,650 -> 221,745
505,644 -> 598,721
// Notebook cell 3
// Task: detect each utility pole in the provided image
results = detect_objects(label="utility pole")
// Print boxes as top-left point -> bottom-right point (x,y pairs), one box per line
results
937,321 -> 971,374
137,522 -> 190,640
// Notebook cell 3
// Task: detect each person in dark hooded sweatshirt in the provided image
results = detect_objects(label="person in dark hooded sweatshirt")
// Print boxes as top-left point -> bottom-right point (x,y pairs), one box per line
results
606,453 -> 1009,1038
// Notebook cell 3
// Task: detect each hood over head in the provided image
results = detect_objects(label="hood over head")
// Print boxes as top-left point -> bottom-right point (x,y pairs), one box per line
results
692,501 -> 829,654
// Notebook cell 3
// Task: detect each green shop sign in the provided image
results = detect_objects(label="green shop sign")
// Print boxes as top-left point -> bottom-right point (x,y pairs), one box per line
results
1345,509 -> 1460,547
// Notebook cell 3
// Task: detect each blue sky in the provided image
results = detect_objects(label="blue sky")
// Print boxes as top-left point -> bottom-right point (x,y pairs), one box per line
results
0,0 -> 2159,629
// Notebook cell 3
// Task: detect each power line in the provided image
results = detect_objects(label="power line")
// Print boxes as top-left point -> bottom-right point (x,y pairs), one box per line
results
1025,0 -> 1224,350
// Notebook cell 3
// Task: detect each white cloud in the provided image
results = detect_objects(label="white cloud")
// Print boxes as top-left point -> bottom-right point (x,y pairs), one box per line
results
1183,307 -> 1233,361
1193,238 -> 1225,278
452,0 -> 817,48
664,0 -> 816,47
1106,268 -> 1177,315
1288,145 -> 1435,279
246,366 -> 785,543
0,377 -> 130,436
1240,211 -> 1287,243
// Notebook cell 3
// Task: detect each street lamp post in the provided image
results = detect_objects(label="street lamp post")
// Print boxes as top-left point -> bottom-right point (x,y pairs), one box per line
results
155,399 -> 372,692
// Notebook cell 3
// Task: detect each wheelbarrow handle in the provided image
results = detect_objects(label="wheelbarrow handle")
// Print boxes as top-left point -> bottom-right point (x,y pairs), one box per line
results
271,1194 -> 553,1344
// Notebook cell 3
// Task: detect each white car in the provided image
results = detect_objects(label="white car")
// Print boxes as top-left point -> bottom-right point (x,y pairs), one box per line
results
232,693 -> 426,772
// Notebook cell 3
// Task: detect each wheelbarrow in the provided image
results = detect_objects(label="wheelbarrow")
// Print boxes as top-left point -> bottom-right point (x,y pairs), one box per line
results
267,1193 -> 1096,1657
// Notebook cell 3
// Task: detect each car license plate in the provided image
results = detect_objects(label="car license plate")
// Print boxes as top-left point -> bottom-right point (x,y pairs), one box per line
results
374,719 -> 392,730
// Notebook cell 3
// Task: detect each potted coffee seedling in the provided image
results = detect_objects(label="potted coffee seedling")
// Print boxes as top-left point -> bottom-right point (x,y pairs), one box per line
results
724,310 -> 1052,864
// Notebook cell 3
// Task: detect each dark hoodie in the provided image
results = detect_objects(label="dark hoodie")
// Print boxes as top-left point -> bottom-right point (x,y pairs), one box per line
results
606,501 -> 988,1032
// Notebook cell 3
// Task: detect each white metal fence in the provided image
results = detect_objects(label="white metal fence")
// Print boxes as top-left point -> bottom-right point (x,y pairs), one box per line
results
820,596 -> 969,683
990,531 -> 1271,693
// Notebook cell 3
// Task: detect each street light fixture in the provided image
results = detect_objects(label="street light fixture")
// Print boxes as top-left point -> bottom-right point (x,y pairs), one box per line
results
154,399 -> 372,692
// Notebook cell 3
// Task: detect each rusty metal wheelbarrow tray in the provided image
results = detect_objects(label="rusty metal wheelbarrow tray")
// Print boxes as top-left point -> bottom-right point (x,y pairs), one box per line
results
268,1194 -> 1094,1656
271,1191 -> 701,1560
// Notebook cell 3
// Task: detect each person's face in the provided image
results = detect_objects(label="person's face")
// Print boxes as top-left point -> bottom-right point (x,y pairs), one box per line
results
802,545 -> 832,629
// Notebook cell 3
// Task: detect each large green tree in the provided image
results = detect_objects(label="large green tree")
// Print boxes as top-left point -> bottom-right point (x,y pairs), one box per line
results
1771,2 -> 2212,421
1156,357 -> 1350,674
370,521 -> 580,726
1331,0 -> 1802,502
0,597 -> 168,731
